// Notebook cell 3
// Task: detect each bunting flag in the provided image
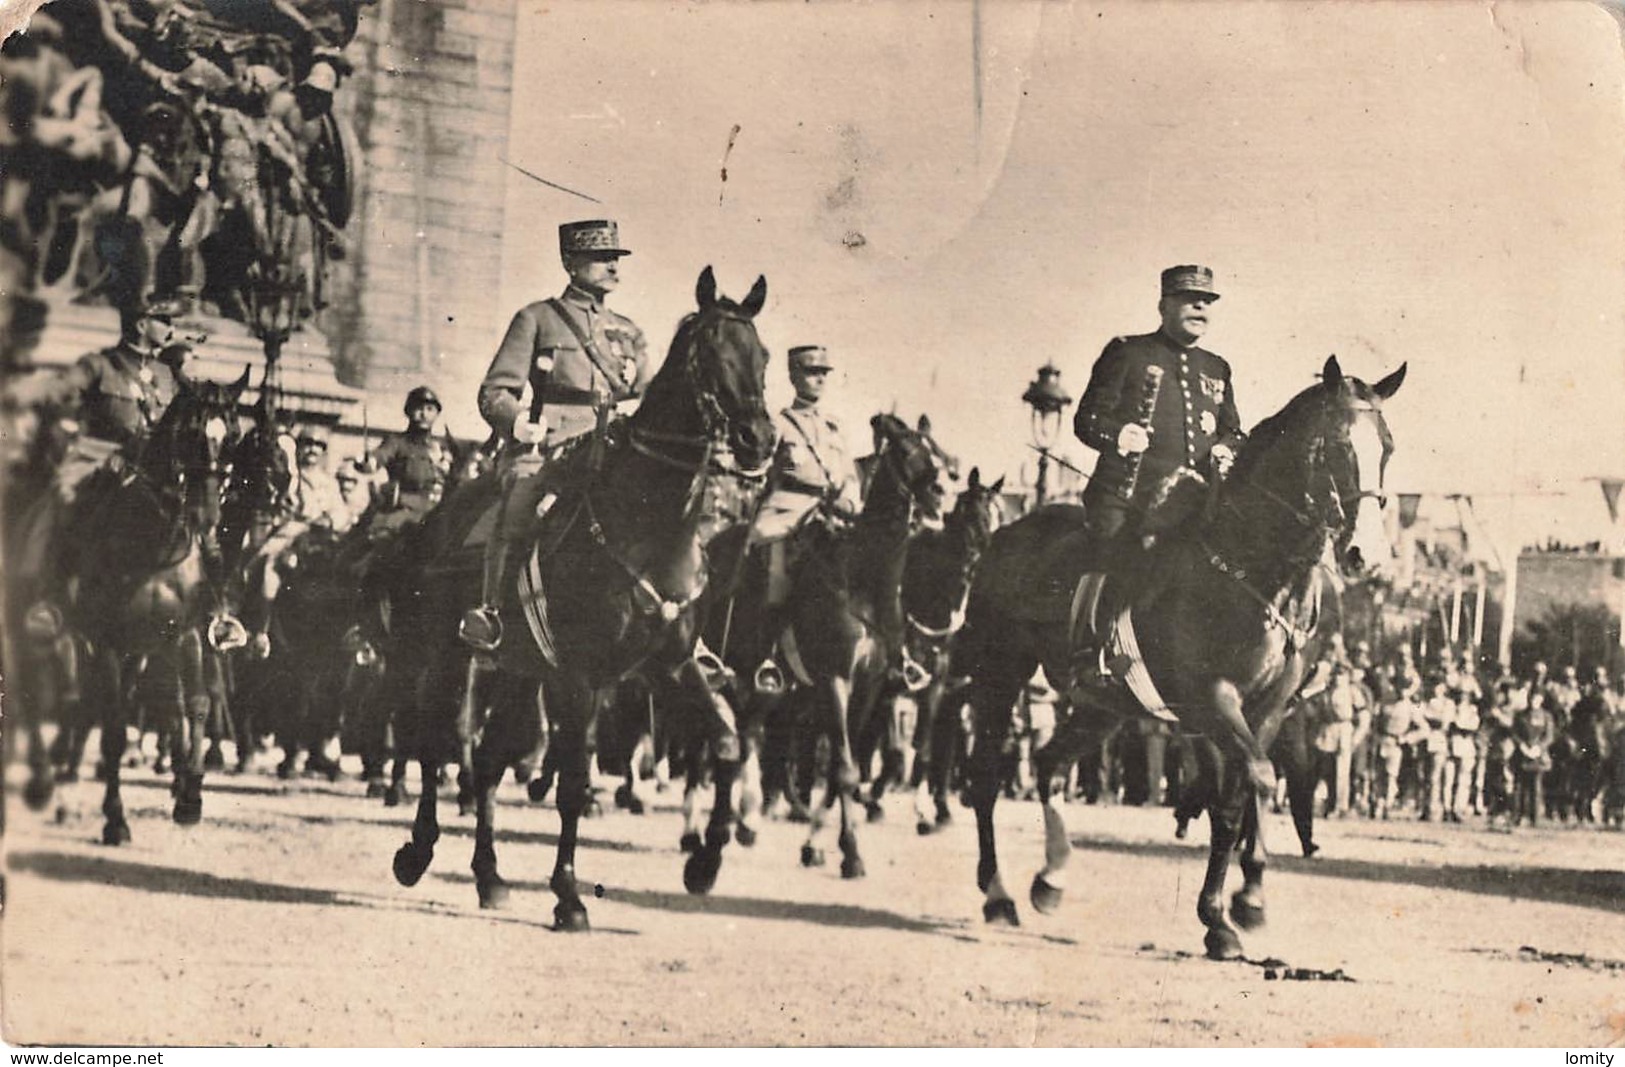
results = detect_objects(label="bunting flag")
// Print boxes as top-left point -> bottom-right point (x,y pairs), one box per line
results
1600,478 -> 1623,524
1397,493 -> 1422,529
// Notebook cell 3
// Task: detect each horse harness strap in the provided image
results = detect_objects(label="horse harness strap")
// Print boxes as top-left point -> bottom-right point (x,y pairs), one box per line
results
584,493 -> 706,624
1200,542 -> 1318,652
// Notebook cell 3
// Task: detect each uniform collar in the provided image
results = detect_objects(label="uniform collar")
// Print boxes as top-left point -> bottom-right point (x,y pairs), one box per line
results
1155,327 -> 1203,353
112,339 -> 157,368
788,397 -> 822,417
561,283 -> 606,313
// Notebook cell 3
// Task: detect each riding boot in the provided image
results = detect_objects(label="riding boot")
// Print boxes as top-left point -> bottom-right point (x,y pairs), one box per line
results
461,484 -> 515,652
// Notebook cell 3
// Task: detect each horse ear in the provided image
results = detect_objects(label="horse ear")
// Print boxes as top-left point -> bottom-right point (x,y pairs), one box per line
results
916,414 -> 932,436
696,266 -> 717,311
1373,362 -> 1407,400
990,476 -> 1005,494
230,363 -> 252,400
1322,355 -> 1343,390
740,275 -> 767,318
967,466 -> 981,489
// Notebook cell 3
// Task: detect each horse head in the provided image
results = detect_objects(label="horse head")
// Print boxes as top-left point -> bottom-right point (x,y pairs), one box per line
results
868,412 -> 948,524
144,365 -> 250,529
1228,355 -> 1405,577
631,266 -> 776,476
950,466 -> 1006,549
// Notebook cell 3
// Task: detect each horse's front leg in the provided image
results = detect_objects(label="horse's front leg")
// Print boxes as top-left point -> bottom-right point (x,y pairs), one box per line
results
98,654 -> 132,845
1198,751 -> 1259,960
470,721 -> 510,910
1231,780 -> 1269,932
549,706 -> 593,932
682,656 -> 744,894
172,631 -> 210,826
391,755 -> 441,888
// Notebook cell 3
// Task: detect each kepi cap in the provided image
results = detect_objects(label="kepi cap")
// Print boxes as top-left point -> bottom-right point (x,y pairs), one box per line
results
1160,265 -> 1220,300
559,220 -> 630,258
788,345 -> 834,372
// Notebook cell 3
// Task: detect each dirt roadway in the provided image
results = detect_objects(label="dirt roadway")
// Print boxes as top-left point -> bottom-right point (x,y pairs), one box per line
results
2,764 -> 1623,1048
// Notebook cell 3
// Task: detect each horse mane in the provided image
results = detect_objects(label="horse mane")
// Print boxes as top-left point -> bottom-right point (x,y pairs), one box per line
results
1227,372 -> 1382,485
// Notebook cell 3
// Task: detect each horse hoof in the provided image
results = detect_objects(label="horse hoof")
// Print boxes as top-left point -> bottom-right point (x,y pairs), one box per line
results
983,898 -> 1020,927
786,805 -> 812,824
935,807 -> 954,827
383,784 -> 407,808
172,799 -> 203,826
614,785 -> 645,815
865,801 -> 885,824
736,823 -> 757,848
840,854 -> 866,880
679,831 -> 703,854
457,797 -> 475,818
1030,873 -> 1064,916
552,903 -> 590,933
55,767 -> 80,784
477,875 -> 511,911
582,798 -> 604,819
276,761 -> 295,781
101,820 -> 132,846
916,819 -> 935,836
1174,820 -> 1190,840
203,747 -> 225,772
527,777 -> 552,803
23,776 -> 54,812
365,780 -> 387,799
1230,892 -> 1266,932
800,845 -> 825,868
683,848 -> 722,896
392,842 -> 432,887
1204,927 -> 1244,961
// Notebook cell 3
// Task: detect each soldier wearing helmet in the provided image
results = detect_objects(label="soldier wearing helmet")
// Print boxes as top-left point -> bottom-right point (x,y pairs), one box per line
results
363,384 -> 453,537
460,219 -> 650,651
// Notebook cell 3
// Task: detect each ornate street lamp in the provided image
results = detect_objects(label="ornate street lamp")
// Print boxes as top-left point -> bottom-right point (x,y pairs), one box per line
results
245,261 -> 305,422
1022,362 -> 1072,506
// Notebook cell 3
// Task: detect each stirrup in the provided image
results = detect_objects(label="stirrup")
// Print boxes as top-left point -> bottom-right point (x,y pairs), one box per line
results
459,606 -> 503,652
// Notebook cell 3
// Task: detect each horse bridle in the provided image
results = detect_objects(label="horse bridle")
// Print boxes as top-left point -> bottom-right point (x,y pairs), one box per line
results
585,304 -> 776,626
1203,400 -> 1388,650
625,304 -> 775,485
1224,400 -> 1388,561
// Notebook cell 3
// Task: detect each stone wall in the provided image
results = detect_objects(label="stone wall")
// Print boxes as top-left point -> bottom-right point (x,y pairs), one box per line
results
325,0 -> 517,433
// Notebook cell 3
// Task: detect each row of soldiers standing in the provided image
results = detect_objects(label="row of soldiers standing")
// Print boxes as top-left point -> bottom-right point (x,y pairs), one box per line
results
1303,648 -> 1625,829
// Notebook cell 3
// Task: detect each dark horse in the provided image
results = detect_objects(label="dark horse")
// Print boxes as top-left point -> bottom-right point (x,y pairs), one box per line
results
64,366 -> 252,842
704,413 -> 947,878
891,466 -> 1004,834
955,356 -> 1404,958
385,267 -> 776,927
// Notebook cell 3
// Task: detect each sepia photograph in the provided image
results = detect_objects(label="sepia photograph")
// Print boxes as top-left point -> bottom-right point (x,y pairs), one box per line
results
0,0 -> 1622,1049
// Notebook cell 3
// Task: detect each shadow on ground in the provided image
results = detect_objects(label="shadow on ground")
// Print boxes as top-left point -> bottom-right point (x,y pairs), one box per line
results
1068,832 -> 1625,914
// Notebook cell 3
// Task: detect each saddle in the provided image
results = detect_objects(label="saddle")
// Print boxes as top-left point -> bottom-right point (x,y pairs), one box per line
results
971,504 -> 1099,625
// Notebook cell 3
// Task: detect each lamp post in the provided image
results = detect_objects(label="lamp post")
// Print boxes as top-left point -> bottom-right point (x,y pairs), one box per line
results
245,261 -> 304,418
1022,362 -> 1072,507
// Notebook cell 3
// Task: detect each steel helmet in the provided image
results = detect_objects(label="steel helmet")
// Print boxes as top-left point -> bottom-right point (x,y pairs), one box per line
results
404,385 -> 441,414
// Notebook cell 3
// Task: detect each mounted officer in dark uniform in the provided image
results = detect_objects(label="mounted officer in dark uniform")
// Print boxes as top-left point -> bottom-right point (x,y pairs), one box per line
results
1074,265 -> 1246,574
10,292 -> 188,623
459,219 -> 649,651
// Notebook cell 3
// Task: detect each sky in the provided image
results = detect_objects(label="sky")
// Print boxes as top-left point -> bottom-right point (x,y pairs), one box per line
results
496,0 -> 1625,550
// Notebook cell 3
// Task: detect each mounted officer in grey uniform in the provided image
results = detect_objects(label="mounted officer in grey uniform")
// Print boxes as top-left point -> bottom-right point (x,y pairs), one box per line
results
460,219 -> 650,651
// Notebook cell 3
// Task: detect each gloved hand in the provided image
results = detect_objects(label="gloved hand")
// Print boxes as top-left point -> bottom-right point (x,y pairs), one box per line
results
513,416 -> 547,444
1116,423 -> 1150,456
